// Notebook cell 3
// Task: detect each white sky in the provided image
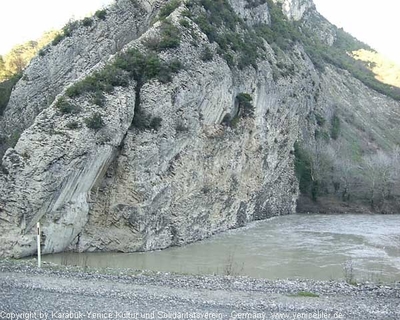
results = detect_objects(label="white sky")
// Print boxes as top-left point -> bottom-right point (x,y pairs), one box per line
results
0,0 -> 399,64
0,0 -> 114,54
313,0 -> 400,63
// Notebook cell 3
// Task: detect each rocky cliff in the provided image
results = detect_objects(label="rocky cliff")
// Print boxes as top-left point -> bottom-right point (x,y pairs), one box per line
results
0,0 -> 399,257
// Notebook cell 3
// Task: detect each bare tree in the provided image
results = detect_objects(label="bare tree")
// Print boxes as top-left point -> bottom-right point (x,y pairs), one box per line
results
358,150 -> 400,209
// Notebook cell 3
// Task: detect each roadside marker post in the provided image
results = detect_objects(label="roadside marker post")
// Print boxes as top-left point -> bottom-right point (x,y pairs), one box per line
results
37,222 -> 41,268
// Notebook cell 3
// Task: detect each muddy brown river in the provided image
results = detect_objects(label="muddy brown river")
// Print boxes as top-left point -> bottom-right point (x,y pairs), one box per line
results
43,214 -> 400,282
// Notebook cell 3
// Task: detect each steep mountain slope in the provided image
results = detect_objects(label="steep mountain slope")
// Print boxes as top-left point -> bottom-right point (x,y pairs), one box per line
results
0,0 -> 399,257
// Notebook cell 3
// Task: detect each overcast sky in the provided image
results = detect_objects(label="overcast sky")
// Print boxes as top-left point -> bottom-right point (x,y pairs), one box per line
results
0,0 -> 399,63
313,0 -> 400,63
0,0 -> 114,54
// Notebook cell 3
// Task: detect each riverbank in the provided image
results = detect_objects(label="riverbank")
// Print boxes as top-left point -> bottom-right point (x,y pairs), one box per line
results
296,195 -> 400,214
0,259 -> 399,319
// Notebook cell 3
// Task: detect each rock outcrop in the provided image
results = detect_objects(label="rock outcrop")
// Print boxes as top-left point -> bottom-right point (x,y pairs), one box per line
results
0,0 -> 399,257
275,0 -> 314,21
0,0 -> 167,150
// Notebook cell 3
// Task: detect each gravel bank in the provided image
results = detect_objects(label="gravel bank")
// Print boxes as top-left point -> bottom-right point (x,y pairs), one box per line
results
0,259 -> 399,320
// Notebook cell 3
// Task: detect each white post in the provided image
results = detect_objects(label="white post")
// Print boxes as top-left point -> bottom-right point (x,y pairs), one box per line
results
37,222 -> 41,268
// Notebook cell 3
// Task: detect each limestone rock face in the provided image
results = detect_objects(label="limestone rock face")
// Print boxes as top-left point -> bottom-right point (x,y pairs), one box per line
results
0,84 -> 136,257
77,54 -> 305,252
0,0 -> 166,151
0,0 -> 399,258
274,0 -> 314,21
228,0 -> 270,25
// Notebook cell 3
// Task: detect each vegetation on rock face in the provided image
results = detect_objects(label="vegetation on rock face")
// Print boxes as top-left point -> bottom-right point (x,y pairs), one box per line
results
245,0 -> 268,9
145,20 -> 181,52
330,114 -> 340,140
298,24 -> 400,100
82,17 -> 94,27
85,112 -> 104,130
55,97 -> 80,114
200,46 -> 213,61
95,9 -> 107,20
1,0 -> 398,215
158,0 -> 181,20
182,0 -> 399,102
187,0 -> 264,69
64,47 -> 181,130
66,65 -> 129,98
52,20 -> 80,46
149,116 -> 163,130
236,93 -> 254,117
294,142 -> 315,200
0,74 -> 21,116
66,120 -> 79,130
66,48 -> 182,100
253,0 -> 400,100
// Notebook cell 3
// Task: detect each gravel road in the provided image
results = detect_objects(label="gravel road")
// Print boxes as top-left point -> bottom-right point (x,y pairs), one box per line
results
0,260 -> 399,320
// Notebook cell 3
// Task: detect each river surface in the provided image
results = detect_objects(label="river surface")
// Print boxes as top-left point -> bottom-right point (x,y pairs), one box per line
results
43,214 -> 400,282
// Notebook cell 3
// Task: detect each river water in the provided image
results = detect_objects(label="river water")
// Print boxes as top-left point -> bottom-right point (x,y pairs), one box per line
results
43,214 -> 400,282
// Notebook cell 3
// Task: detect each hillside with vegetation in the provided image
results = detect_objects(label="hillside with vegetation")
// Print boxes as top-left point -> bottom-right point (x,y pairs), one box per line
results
0,31 -> 58,115
352,49 -> 400,88
1,0 -> 400,258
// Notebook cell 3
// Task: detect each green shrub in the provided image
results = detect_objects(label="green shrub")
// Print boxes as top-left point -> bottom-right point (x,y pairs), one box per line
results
85,112 -> 104,129
189,0 -> 263,69
168,59 -> 183,73
66,121 -> 79,129
144,20 -> 181,52
131,110 -> 148,130
62,48 -> 181,127
314,129 -> 330,142
194,14 -> 217,42
82,17 -> 93,27
8,131 -> 21,148
221,114 -> 231,125
95,9 -> 107,20
245,0 -> 267,8
115,49 -> 181,84
150,116 -> 162,130
237,93 -> 254,117
294,142 -> 313,197
66,66 -> 129,98
200,46 -> 213,61
230,115 -> 240,128
157,21 -> 181,51
223,53 -> 234,68
91,91 -> 106,107
0,73 -> 21,115
159,0 -> 181,20
179,19 -> 190,28
291,291 -> 319,298
62,20 -> 79,37
221,113 -> 240,128
176,122 -> 188,132
331,114 -> 341,140
52,33 -> 65,46
66,76 -> 100,97
315,113 -> 326,126
181,9 -> 192,18
98,65 -> 130,87
55,97 -> 79,114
